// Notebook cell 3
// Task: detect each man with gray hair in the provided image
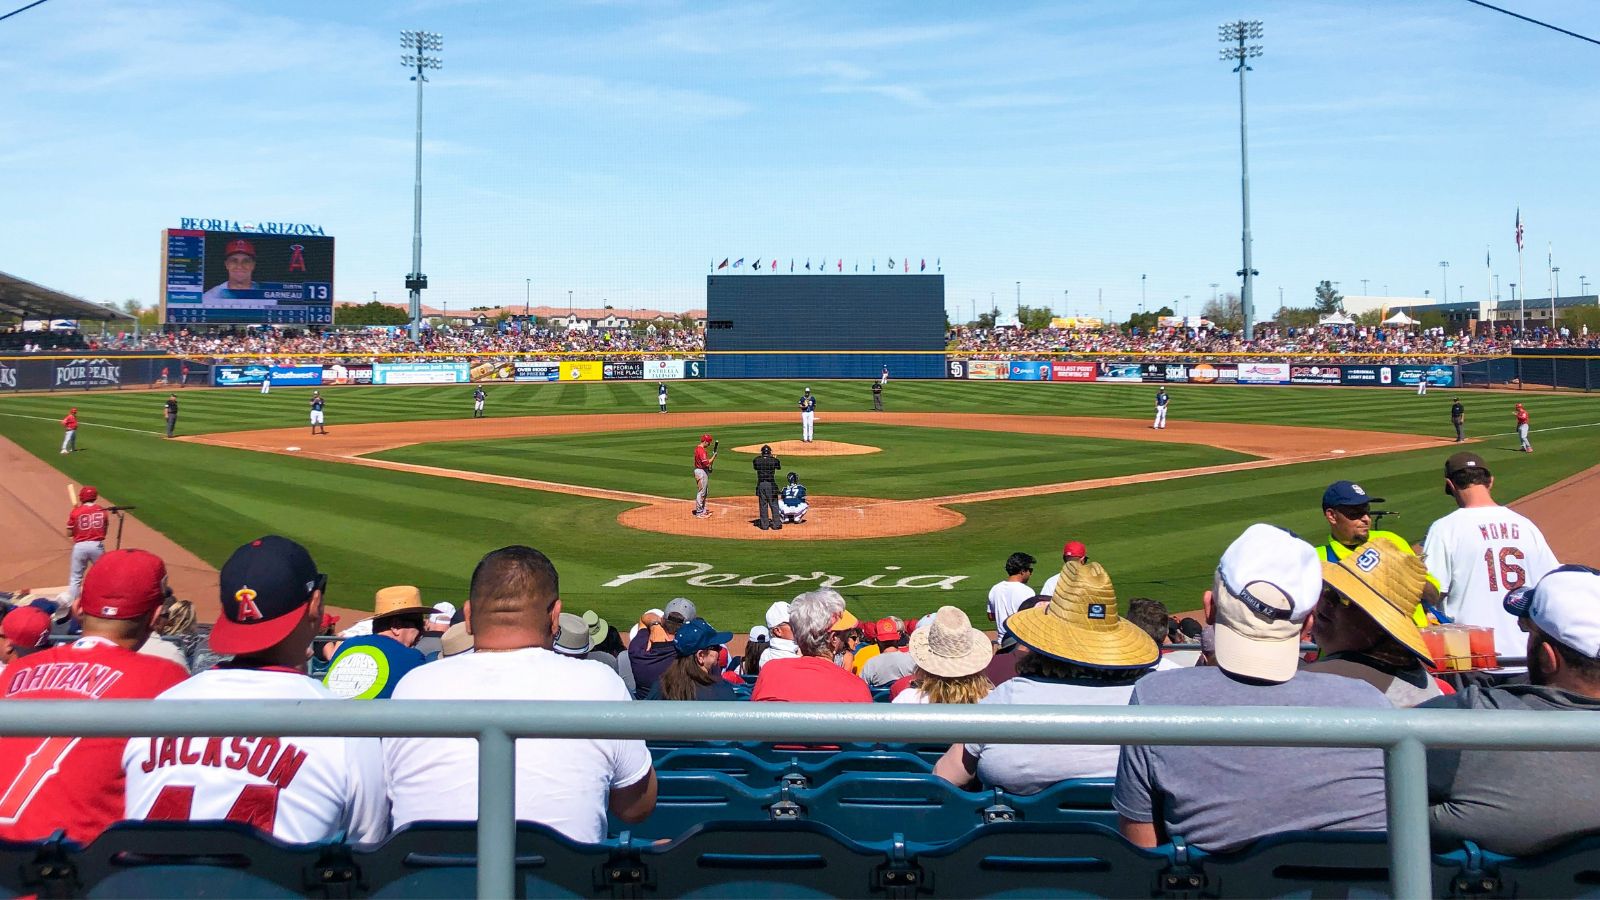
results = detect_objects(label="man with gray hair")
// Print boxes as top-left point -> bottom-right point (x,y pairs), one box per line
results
752,589 -> 870,702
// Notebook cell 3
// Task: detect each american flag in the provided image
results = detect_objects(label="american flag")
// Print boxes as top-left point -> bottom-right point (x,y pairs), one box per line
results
1515,208 -> 1524,251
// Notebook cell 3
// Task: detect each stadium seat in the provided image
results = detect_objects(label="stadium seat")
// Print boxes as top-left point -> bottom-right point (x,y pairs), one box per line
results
1472,834 -> 1600,898
654,747 -> 790,782
1001,778 -> 1119,829
908,821 -> 1195,898
791,773 -> 993,845
0,831 -> 79,899
635,819 -> 918,898
610,772 -> 781,842
1187,831 -> 1398,898
789,751 -> 933,786
357,820 -> 617,899
73,820 -> 352,899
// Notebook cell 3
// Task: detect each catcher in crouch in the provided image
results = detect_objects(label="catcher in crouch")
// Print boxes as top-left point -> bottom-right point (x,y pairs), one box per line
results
779,472 -> 810,524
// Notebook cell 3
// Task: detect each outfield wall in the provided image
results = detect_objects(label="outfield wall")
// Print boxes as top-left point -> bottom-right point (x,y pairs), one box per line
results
949,359 -> 1462,388
0,355 -> 211,392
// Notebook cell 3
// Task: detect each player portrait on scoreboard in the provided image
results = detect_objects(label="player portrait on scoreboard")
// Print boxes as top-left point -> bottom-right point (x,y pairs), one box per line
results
201,238 -> 260,301
193,231 -> 335,313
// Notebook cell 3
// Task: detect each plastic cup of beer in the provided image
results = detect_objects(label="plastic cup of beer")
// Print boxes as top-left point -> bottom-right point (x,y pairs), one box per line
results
1467,626 -> 1498,669
1441,626 -> 1473,671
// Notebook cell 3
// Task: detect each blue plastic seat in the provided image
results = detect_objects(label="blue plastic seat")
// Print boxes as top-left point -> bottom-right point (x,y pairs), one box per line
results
636,819 -> 915,898
1188,831 -> 1396,898
1002,779 -> 1119,829
791,773 -> 992,845
357,820 -> 618,899
610,772 -> 779,842
0,831 -> 78,898
1474,833 -> 1600,898
654,747 -> 789,783
74,820 -> 350,899
909,821 -> 1193,898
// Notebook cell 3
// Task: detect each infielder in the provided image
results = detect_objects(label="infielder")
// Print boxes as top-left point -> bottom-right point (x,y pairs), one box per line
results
779,472 -> 809,524
65,486 -> 107,602
692,433 -> 716,517
60,406 -> 78,454
1153,388 -> 1169,429
310,391 -> 327,435
658,382 -> 668,413
260,367 -> 272,395
1515,402 -> 1531,452
799,387 -> 816,443
473,386 -> 486,418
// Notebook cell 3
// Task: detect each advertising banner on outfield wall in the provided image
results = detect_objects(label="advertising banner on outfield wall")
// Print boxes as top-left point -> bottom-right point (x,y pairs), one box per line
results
372,362 -> 469,385
53,357 -> 124,389
1290,365 -> 1342,385
323,364 -> 373,385
469,361 -> 519,383
215,365 -> 323,387
0,359 -> 17,391
645,359 -> 685,380
1238,362 -> 1291,385
558,361 -> 603,382
945,359 -> 969,379
1396,364 -> 1456,388
1139,363 -> 1168,383
1186,363 -> 1236,384
514,361 -> 561,382
603,360 -> 645,380
1340,365 -> 1390,386
1162,364 -> 1190,383
1097,362 -> 1142,383
1050,361 -> 1097,382
967,360 -> 1009,380
1008,361 -> 1051,381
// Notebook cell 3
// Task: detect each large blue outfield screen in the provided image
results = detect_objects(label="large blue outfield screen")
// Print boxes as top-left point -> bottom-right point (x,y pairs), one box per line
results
705,274 -> 946,379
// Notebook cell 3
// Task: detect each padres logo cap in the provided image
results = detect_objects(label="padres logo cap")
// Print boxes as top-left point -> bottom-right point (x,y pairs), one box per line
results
211,535 -> 323,656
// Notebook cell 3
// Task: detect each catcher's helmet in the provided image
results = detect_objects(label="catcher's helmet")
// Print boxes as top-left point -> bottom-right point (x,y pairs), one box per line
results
787,472 -> 798,483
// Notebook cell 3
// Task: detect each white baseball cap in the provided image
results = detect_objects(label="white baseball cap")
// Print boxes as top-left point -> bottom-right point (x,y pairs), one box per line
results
749,625 -> 770,643
765,601 -> 792,629
1210,524 -> 1323,683
1504,565 -> 1600,658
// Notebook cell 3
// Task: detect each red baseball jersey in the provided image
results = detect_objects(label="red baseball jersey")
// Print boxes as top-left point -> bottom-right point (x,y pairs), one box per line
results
0,637 -> 188,844
68,503 -> 108,543
62,413 -> 77,431
1516,408 -> 1529,426
694,445 -> 712,470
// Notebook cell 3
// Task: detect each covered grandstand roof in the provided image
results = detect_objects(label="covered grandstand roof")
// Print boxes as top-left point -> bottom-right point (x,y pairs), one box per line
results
0,270 -> 131,321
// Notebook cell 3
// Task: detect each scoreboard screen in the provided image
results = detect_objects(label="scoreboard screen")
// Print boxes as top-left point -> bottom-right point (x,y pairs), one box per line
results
162,229 -> 335,325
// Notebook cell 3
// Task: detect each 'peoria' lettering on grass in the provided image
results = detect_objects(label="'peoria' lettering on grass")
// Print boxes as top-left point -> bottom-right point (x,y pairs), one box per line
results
603,562 -> 968,591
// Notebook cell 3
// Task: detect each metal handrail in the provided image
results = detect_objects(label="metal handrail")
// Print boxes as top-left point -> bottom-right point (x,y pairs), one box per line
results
7,700 -> 1600,898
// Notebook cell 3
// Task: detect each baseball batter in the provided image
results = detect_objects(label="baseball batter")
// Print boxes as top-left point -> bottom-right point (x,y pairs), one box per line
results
658,383 -> 668,413
60,407 -> 78,454
1422,451 -> 1560,656
1153,388 -> 1169,429
310,391 -> 327,434
65,486 -> 107,601
692,433 -> 716,518
779,472 -> 809,524
1515,402 -> 1531,452
473,386 -> 486,418
799,387 -> 816,443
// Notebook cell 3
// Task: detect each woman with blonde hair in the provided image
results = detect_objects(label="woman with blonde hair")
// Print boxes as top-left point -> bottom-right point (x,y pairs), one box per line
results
892,607 -> 994,704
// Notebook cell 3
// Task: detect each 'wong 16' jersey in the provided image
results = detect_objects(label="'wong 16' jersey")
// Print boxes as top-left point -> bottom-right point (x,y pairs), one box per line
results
1422,505 -> 1560,657
122,667 -> 390,845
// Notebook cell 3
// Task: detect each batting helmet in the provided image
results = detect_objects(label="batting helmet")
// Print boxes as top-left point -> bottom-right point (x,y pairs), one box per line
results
79,486 -> 97,503
787,472 -> 798,483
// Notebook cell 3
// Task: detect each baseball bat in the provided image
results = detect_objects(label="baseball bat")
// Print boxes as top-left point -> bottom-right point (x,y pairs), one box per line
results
67,482 -> 78,507
713,440 -> 719,453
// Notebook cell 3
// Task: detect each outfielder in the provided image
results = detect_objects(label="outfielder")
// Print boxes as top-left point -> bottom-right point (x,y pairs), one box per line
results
1417,374 -> 1429,396
65,486 -> 107,601
1153,388 -> 1169,429
779,472 -> 809,524
310,391 -> 327,435
692,433 -> 716,517
473,386 -> 486,418
799,387 -> 816,443
1515,402 -> 1531,452
60,406 -> 78,454
658,382 -> 668,413
260,367 -> 272,395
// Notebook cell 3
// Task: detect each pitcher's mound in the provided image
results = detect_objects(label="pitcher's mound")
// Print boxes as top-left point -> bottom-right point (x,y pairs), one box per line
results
619,496 -> 963,540
731,440 -> 880,457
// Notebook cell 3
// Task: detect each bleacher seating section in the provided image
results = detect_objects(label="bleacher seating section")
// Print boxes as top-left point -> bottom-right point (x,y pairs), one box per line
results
0,743 -> 1581,897
0,331 -> 88,353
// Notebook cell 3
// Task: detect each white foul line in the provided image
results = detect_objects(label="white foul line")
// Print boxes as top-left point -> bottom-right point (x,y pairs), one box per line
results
0,412 -> 165,436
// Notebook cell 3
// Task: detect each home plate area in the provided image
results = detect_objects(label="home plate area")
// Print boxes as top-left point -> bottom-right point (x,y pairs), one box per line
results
617,495 -> 966,541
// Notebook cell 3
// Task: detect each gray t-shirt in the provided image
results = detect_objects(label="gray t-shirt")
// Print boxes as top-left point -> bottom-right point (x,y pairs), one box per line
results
967,675 -> 1144,792
1113,666 -> 1391,852
1423,683 -> 1600,856
1305,652 -> 1443,708
860,648 -> 916,687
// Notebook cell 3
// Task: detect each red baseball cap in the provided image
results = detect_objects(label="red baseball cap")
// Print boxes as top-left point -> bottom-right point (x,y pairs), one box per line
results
701,433 -> 713,443
859,619 -> 878,641
79,549 -> 171,620
1063,541 -> 1088,559
2,606 -> 51,652
874,617 -> 902,641
224,239 -> 256,258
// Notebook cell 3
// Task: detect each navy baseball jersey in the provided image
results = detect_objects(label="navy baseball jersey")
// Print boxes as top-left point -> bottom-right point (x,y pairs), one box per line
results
311,396 -> 325,412
800,395 -> 816,412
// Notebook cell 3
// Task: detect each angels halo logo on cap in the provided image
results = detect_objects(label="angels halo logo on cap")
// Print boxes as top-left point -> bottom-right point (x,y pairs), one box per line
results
210,535 -> 322,657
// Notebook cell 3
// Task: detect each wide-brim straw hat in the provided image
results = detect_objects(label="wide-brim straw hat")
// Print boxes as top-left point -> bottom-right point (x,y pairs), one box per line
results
909,606 -> 994,678
368,585 -> 431,621
1006,561 -> 1158,670
1321,542 -> 1432,664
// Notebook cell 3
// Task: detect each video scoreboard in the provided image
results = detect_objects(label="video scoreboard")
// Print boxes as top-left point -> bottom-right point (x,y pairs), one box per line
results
162,228 -> 335,325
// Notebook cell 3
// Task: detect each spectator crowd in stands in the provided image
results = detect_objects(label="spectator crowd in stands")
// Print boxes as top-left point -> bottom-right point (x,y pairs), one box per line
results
0,448 -> 1593,860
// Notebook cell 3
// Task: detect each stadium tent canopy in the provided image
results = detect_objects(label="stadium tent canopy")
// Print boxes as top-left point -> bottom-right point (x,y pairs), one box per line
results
1383,311 -> 1416,326
0,270 -> 131,323
1317,312 -> 1354,326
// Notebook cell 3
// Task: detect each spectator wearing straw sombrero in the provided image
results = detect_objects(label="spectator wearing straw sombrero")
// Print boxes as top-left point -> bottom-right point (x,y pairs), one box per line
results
934,561 -> 1159,793
323,585 -> 430,700
1309,540 -> 1444,706
892,607 -> 994,705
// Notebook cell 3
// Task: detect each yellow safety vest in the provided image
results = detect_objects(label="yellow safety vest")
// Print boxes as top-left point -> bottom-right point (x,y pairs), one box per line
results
1321,530 -> 1440,626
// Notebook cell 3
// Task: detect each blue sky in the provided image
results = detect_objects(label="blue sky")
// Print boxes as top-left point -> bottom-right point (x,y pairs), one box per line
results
2,0 -> 1596,323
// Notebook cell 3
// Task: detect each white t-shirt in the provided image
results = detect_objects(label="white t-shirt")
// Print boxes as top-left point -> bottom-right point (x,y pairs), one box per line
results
1423,505 -> 1560,655
383,648 -> 652,843
122,667 -> 389,845
890,688 -> 930,704
965,675 -> 1139,792
987,580 -> 1035,637
759,638 -> 800,669
1040,573 -> 1061,599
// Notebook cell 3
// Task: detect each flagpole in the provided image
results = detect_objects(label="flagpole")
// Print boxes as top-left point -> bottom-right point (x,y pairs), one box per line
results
1548,243 -> 1555,332
1484,246 -> 1492,327
1518,245 -> 1525,336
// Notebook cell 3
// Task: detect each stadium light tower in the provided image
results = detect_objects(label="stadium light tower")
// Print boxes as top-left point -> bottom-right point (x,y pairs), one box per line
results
1219,20 -> 1263,340
401,30 -> 443,342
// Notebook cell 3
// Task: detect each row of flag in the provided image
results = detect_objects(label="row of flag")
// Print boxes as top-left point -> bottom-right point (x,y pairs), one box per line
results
711,257 -> 941,273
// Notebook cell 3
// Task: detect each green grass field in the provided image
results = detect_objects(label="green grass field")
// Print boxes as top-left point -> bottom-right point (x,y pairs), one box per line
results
2,379 -> 1596,631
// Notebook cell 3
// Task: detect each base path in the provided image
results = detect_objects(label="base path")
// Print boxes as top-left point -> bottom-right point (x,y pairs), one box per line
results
1511,462 -> 1600,569
187,412 -> 1449,542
